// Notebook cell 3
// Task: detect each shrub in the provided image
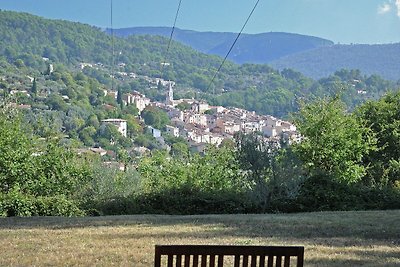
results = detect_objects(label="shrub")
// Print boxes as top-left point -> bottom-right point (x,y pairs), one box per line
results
0,190 -> 84,217
91,188 -> 255,215
295,174 -> 400,212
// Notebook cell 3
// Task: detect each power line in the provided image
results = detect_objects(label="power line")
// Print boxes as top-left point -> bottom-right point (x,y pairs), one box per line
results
160,0 -> 183,80
110,0 -> 115,91
206,0 -> 261,95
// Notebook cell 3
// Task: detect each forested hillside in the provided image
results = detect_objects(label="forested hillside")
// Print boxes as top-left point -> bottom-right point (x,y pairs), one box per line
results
110,26 -> 400,81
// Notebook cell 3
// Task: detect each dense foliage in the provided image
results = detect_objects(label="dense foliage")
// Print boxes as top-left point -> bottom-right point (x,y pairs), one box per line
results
0,104 -> 91,216
292,95 -> 376,183
356,92 -> 400,187
1,91 -> 400,216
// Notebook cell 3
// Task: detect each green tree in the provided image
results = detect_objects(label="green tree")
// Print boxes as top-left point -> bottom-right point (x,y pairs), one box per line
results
116,148 -> 131,172
79,126 -> 97,146
234,132 -> 279,211
141,106 -> 170,130
176,101 -> 191,111
117,88 -> 123,109
292,95 -> 376,184
0,105 -> 34,194
170,142 -> 190,159
0,104 -> 91,216
31,77 -> 37,96
355,91 -> 400,187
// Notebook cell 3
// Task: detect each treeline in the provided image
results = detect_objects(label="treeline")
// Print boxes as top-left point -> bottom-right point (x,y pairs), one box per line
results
1,91 -> 399,216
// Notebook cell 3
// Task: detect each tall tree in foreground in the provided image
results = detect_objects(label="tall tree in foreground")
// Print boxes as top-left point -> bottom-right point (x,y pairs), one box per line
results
234,132 -> 305,212
292,95 -> 376,184
0,102 -> 92,216
356,91 -> 400,187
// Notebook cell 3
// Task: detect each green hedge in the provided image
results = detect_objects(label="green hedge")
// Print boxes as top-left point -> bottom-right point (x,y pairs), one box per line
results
0,191 -> 84,217
294,175 -> 400,212
90,188 -> 255,215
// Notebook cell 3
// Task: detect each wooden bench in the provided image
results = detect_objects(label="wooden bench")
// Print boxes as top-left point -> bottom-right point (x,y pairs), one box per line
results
154,245 -> 304,267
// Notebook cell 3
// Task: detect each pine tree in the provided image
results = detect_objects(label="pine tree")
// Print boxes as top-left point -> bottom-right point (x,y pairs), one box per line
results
117,88 -> 123,109
31,78 -> 37,96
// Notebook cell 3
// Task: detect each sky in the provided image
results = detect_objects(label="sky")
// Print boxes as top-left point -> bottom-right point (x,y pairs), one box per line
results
0,0 -> 400,44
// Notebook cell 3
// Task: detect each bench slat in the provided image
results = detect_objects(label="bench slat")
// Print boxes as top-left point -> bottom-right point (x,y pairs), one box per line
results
259,255 -> 265,267
218,255 -> 224,267
210,255 -> 215,267
267,255 -> 273,267
284,256 -> 290,267
201,255 -> 207,267
234,255 -> 240,267
176,255 -> 182,267
184,255 -> 191,267
168,254 -> 173,267
193,255 -> 199,267
276,256 -> 282,267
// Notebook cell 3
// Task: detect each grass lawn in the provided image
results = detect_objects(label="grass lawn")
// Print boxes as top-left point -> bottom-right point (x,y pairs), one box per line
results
0,210 -> 399,266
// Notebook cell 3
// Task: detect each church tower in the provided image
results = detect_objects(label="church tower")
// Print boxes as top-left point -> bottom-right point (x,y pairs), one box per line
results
166,82 -> 174,105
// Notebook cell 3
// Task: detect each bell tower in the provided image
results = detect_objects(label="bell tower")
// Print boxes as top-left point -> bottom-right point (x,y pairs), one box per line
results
166,82 -> 174,105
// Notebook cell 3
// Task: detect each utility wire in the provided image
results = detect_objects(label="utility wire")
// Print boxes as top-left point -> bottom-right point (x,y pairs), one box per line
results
160,0 -> 183,80
111,0 -> 115,91
206,0 -> 261,94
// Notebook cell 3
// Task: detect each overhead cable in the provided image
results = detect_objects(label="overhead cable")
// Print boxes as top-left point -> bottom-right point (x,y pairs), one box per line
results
111,0 -> 115,91
206,0 -> 261,94
161,0 -> 183,80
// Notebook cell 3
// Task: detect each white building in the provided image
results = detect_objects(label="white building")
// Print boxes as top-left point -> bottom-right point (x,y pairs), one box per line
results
191,101 -> 210,113
101,119 -> 127,137
166,125 -> 180,137
123,91 -> 150,112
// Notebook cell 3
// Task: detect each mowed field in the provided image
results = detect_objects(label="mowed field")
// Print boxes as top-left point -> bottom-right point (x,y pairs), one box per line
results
0,210 -> 399,266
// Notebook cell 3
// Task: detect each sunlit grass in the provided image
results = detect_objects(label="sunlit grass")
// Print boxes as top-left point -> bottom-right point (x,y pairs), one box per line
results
0,210 -> 399,266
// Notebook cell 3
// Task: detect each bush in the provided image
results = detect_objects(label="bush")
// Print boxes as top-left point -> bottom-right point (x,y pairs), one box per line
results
0,190 -> 36,217
0,191 -> 84,217
294,174 -> 400,212
91,187 -> 255,215
35,196 -> 85,216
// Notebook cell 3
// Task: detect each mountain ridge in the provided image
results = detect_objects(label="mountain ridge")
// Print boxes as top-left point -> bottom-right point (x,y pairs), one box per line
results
109,26 -> 400,81
108,26 -> 334,63
270,43 -> 400,80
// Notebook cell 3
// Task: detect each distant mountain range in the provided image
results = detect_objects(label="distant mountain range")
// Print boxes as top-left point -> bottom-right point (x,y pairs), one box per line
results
110,27 -> 400,81
108,27 -> 334,64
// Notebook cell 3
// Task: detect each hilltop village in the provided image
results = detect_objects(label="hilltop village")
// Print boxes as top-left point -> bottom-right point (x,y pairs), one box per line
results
2,58 -> 299,158
103,79 -> 299,154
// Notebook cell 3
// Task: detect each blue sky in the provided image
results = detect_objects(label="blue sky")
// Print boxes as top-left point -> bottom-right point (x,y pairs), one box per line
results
1,0 -> 400,44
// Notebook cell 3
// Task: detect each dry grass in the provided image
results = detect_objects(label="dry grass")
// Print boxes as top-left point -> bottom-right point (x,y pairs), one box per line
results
0,210 -> 399,266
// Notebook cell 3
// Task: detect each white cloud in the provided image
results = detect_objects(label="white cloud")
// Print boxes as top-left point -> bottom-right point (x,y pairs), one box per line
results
395,0 -> 400,16
378,3 -> 391,14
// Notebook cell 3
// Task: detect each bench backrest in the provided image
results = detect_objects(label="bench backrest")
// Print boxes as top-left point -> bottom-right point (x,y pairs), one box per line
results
154,245 -> 304,267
